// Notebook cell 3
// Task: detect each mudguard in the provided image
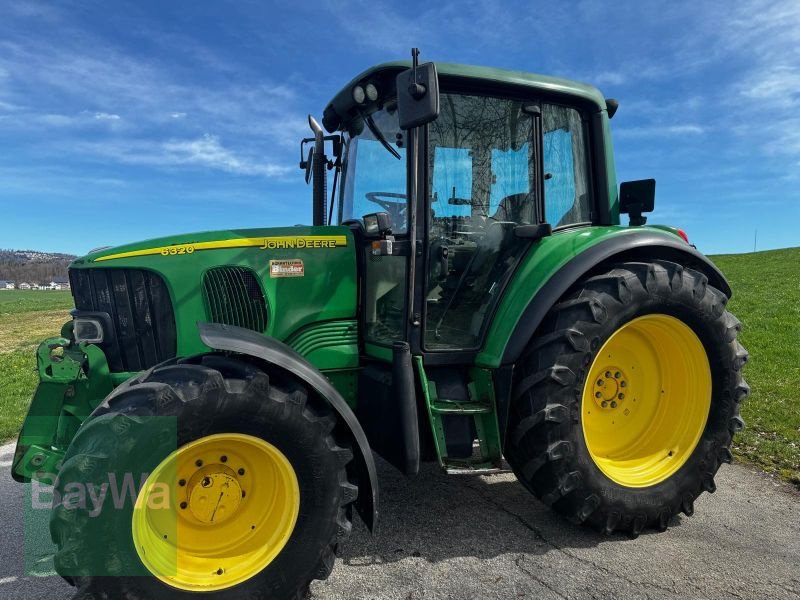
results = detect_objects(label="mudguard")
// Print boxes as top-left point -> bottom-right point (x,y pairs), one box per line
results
501,231 -> 731,367
198,321 -> 379,532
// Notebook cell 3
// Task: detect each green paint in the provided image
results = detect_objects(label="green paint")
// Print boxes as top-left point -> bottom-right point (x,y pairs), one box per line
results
285,319 -> 359,370
73,225 -> 358,359
477,225 -> 682,367
13,338 -> 113,482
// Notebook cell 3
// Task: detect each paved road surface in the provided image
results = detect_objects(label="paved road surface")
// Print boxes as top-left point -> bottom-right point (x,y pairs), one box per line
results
1,441 -> 797,599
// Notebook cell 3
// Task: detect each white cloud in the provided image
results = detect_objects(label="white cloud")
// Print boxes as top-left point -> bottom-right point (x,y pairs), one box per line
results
162,135 -> 290,176
71,135 -> 291,178
615,124 -> 706,139
593,71 -> 626,86
93,112 -> 121,121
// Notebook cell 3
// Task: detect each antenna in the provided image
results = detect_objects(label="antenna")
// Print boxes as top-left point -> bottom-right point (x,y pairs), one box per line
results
408,47 -> 426,99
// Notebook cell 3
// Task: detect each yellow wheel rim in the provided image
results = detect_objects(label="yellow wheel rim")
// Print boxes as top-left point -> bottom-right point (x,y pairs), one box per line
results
132,433 -> 300,592
581,314 -> 711,488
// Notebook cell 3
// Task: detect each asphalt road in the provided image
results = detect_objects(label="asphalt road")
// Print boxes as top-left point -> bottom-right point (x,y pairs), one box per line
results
1,441 -> 798,599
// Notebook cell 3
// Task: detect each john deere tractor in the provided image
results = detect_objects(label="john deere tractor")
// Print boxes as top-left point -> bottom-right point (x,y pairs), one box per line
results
13,51 -> 749,599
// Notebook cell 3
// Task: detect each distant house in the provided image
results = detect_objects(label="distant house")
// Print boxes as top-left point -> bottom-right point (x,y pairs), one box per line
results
18,282 -> 32,290
0,280 -> 14,290
49,277 -> 70,291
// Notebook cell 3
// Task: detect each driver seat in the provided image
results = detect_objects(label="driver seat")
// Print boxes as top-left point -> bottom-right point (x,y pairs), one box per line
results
493,193 -> 533,224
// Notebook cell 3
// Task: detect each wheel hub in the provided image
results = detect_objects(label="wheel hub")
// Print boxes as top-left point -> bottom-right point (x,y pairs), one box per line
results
186,464 -> 242,524
132,433 -> 300,592
581,314 -> 712,488
592,368 -> 628,409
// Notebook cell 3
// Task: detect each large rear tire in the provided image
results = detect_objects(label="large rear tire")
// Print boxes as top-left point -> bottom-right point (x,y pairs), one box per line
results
50,354 -> 357,599
505,260 -> 749,536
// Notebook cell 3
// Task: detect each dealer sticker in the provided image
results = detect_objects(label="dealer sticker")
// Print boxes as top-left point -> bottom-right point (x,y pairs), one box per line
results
269,259 -> 305,278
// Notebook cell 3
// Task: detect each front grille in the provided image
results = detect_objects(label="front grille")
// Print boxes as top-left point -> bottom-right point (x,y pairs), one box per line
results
69,268 -> 177,372
202,266 -> 268,333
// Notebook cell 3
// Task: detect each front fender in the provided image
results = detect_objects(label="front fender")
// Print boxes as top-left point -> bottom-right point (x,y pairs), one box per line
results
198,322 -> 378,532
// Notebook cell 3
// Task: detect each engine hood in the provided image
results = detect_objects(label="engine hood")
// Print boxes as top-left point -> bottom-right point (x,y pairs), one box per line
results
71,225 -> 350,266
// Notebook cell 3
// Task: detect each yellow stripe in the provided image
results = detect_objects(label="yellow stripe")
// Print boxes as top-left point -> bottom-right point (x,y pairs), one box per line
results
93,236 -> 348,262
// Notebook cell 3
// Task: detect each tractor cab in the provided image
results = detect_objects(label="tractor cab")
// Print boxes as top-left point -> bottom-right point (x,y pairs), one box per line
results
302,53 -> 618,473
318,57 -> 601,359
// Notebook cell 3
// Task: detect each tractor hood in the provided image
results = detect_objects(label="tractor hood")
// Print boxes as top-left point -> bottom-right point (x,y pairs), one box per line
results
68,225 -> 358,365
72,225 -> 352,266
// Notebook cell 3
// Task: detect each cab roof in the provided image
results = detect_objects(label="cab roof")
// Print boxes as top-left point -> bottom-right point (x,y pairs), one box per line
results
323,60 -> 608,133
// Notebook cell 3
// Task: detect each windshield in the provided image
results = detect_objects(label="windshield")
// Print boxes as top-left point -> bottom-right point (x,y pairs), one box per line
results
339,108 -> 408,234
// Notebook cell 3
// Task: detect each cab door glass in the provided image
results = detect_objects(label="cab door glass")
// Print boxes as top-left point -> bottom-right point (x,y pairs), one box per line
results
425,93 -> 537,350
542,104 -> 593,227
339,108 -> 409,346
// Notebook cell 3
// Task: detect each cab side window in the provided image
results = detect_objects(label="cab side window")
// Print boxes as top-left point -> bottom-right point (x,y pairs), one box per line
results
542,104 -> 593,227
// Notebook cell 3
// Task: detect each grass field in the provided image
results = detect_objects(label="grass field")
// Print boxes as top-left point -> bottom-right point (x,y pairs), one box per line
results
712,248 -> 800,485
0,290 -> 73,440
0,250 -> 798,485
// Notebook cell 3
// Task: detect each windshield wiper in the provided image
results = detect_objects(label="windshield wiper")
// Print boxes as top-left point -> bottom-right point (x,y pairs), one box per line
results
365,114 -> 401,160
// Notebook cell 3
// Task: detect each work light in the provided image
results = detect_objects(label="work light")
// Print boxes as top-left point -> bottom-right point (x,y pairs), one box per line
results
73,317 -> 104,344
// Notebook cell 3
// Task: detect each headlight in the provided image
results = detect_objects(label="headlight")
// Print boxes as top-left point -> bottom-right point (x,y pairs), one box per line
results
73,317 -> 104,344
365,83 -> 378,102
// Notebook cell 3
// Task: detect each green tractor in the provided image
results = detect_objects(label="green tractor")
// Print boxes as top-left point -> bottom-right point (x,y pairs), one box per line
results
13,50 -> 748,598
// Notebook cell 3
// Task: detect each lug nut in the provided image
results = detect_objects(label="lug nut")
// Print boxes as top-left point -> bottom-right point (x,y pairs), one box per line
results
595,392 -> 603,398
597,379 -> 604,386
618,393 -> 625,400
620,381 -> 627,388
220,455 -> 228,463
238,468 -> 245,476
605,371 -> 612,378
180,502 -> 187,510
614,371 -> 621,379
195,459 -> 203,467
601,401 -> 609,408
610,401 -> 618,408
178,479 -> 186,487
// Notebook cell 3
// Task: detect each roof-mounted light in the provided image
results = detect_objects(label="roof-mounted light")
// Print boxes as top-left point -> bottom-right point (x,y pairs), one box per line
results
365,83 -> 378,102
352,85 -> 366,104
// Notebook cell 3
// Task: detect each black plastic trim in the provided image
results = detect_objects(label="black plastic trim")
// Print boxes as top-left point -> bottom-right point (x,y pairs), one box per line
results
198,322 -> 379,532
501,232 -> 732,365
392,341 -> 420,475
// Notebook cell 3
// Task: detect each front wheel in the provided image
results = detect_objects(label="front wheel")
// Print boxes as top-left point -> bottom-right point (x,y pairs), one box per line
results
505,260 -> 750,536
50,354 -> 357,599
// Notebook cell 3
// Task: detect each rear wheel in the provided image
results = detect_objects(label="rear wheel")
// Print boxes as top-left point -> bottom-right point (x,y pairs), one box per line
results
50,354 -> 357,599
505,260 -> 749,536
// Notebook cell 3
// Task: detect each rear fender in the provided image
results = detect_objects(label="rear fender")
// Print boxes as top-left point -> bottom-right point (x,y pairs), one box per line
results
496,233 -> 732,447
198,322 -> 378,532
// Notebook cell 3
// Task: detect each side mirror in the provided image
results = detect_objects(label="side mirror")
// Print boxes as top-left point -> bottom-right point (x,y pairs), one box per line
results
619,179 -> 656,226
396,48 -> 439,130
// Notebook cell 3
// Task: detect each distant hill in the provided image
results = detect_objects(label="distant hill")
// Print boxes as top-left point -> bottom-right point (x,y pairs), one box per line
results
0,249 -> 76,285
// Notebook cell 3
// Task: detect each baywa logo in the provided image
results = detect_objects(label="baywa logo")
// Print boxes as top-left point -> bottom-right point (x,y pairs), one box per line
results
32,473 -> 169,517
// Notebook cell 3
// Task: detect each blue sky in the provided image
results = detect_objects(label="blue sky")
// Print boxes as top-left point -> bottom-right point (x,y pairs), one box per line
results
1,0 -> 798,255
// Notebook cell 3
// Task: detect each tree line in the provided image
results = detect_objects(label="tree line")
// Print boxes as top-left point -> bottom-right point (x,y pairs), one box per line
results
0,249 -> 75,285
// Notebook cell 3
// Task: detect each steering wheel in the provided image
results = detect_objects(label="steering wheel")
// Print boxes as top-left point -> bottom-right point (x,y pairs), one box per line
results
365,192 -> 407,228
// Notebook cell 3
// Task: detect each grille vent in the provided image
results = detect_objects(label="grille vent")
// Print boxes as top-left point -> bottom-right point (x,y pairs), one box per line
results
69,268 -> 177,371
202,267 -> 268,332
